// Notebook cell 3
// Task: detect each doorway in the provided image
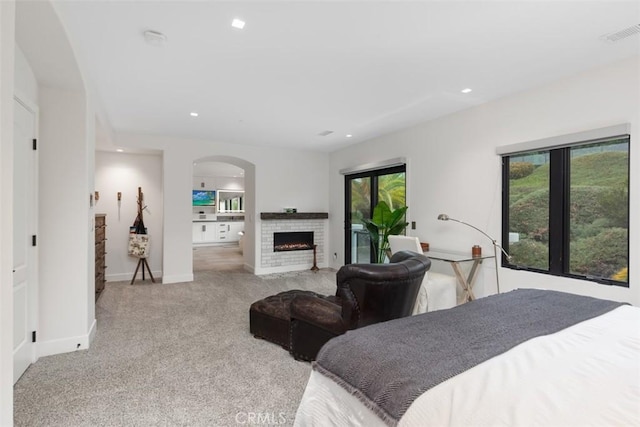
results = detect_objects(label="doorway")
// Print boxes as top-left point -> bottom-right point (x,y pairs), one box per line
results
192,160 -> 246,272
344,165 -> 406,264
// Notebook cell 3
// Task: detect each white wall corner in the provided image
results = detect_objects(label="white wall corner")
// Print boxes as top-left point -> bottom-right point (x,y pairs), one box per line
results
88,318 -> 97,345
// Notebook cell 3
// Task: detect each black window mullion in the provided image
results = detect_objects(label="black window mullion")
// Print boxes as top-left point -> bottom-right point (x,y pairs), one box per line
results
344,175 -> 352,264
548,149 -> 567,275
501,157 -> 511,265
371,175 -> 379,210
369,175 -> 379,263
561,148 -> 572,275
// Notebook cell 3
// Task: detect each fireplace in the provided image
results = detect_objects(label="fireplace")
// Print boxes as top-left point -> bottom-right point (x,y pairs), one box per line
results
260,215 -> 327,271
273,231 -> 314,252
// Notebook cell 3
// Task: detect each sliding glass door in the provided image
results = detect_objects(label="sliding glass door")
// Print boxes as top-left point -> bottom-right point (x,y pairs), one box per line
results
344,165 -> 406,264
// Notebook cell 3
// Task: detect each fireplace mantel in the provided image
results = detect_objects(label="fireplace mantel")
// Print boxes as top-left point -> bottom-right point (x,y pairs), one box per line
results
260,212 -> 328,220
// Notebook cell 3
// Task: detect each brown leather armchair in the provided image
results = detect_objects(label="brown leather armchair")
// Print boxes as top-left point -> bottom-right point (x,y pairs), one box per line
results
289,250 -> 431,361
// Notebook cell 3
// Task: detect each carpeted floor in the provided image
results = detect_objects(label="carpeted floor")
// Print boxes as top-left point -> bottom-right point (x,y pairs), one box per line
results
13,269 -> 336,426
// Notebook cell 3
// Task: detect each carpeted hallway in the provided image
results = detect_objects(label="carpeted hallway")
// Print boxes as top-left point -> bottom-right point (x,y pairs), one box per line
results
13,269 -> 336,426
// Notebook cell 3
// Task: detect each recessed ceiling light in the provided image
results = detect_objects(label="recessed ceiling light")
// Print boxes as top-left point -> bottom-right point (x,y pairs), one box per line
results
116,149 -> 124,152
346,134 -> 353,138
190,112 -> 199,117
461,88 -> 473,94
232,19 -> 245,29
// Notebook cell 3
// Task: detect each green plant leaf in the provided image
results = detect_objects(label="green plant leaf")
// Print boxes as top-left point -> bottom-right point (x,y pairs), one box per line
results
388,206 -> 408,226
364,201 -> 409,263
371,201 -> 392,225
388,221 -> 409,236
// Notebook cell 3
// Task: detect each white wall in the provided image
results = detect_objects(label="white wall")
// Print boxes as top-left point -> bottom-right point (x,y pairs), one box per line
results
118,134 -> 330,279
193,175 -> 244,192
1,0 -> 106,416
0,1 -> 16,423
85,95 -> 96,339
14,46 -> 37,103
38,86 -> 94,356
95,151 -> 163,281
329,56 -> 640,306
12,0 -> 99,360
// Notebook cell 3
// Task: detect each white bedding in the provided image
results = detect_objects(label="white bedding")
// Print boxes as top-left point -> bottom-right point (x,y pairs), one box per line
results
294,305 -> 640,426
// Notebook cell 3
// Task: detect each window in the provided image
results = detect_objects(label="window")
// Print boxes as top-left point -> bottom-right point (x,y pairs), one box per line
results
345,165 -> 406,264
502,136 -> 629,286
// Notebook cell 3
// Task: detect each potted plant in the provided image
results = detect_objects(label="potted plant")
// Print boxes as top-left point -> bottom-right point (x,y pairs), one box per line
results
362,201 -> 409,263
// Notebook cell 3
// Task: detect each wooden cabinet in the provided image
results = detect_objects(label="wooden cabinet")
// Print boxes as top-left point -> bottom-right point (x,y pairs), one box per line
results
95,214 -> 106,300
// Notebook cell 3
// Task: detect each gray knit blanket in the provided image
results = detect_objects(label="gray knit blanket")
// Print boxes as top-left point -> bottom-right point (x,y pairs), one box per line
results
313,289 -> 624,426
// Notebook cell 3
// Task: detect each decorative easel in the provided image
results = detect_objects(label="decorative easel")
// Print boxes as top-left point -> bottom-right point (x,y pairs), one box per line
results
130,187 -> 155,284
310,244 -> 319,272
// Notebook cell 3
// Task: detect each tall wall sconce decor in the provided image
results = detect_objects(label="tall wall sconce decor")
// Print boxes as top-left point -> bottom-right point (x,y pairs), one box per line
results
117,192 -> 122,220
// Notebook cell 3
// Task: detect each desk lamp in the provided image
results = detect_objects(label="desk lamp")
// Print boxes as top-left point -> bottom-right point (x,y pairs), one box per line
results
437,214 -> 512,294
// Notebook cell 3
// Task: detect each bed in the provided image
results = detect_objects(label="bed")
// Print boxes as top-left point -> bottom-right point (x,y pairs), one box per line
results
294,289 -> 640,426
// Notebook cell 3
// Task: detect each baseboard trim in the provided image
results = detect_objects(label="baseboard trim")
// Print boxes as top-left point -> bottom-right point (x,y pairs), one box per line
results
162,273 -> 194,284
37,329 -> 93,358
254,263 -> 328,275
106,271 -> 163,282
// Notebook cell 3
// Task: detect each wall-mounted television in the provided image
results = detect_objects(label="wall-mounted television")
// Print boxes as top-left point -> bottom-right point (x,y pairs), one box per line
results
192,190 -> 216,206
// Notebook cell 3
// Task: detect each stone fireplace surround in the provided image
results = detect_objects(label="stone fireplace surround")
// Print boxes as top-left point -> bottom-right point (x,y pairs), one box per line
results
260,213 -> 328,271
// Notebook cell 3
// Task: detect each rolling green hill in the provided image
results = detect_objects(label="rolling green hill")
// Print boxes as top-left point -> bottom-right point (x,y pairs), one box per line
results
511,151 -> 627,188
508,150 -> 628,280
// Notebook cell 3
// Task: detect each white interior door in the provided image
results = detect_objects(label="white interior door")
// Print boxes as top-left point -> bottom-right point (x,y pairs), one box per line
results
13,98 -> 37,383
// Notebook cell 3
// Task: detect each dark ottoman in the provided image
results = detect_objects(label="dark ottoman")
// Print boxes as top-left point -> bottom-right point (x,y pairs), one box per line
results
249,290 -> 320,350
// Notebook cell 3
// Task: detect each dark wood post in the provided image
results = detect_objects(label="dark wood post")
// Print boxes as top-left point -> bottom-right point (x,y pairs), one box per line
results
311,244 -> 319,272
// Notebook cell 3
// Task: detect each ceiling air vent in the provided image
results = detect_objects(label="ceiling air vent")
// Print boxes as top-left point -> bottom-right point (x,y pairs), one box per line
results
600,24 -> 640,43
143,30 -> 167,46
317,130 -> 334,137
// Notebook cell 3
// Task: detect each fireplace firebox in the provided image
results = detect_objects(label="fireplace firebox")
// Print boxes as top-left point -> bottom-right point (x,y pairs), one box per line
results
273,231 -> 314,252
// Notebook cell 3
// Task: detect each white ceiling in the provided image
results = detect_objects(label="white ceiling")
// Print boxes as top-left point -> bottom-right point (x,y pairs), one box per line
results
51,1 -> 640,153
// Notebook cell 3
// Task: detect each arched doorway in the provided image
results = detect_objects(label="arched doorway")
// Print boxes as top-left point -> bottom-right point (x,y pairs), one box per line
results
191,156 -> 255,273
